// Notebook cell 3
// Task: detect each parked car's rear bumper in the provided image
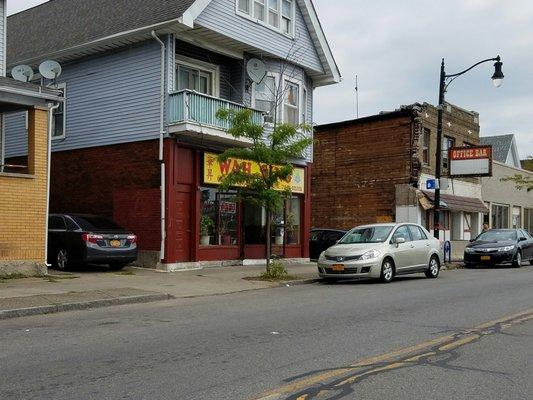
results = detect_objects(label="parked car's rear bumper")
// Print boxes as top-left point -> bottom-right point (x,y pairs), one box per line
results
464,252 -> 515,265
84,246 -> 137,265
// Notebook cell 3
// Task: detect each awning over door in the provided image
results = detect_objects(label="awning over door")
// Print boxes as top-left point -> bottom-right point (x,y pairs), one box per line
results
418,190 -> 489,214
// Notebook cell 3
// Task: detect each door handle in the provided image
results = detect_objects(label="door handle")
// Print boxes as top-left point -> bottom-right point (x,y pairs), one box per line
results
425,243 -> 430,247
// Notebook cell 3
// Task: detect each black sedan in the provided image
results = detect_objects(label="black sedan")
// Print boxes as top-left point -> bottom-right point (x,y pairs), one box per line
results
309,228 -> 347,261
48,214 -> 137,270
464,229 -> 533,268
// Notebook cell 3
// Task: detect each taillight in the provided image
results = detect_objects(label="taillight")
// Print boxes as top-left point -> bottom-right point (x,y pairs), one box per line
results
82,233 -> 104,244
127,235 -> 137,244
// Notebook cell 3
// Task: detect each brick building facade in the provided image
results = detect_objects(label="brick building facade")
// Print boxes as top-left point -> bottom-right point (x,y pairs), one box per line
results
312,102 -> 488,245
1,108 -> 52,276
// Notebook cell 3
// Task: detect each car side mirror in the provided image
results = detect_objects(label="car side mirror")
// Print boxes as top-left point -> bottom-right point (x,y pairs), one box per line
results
394,237 -> 406,245
469,238 -> 475,243
519,237 -> 527,242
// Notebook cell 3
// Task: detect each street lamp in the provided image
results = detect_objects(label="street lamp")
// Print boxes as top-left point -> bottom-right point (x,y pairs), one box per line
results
433,56 -> 504,239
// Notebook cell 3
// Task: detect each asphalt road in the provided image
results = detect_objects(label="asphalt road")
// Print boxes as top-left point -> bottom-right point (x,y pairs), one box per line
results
1,266 -> 532,400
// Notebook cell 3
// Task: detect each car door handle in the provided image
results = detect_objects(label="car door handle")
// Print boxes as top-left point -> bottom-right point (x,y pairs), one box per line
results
410,245 -> 415,248
425,243 -> 430,247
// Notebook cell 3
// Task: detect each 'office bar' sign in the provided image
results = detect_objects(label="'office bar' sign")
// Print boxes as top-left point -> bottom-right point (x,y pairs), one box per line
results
449,145 -> 493,177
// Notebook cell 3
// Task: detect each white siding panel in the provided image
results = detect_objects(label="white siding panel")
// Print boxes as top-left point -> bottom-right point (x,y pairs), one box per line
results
196,0 -> 323,73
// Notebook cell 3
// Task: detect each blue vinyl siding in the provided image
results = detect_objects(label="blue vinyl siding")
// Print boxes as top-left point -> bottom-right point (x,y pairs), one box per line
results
0,0 -> 5,76
4,40 -> 161,157
196,0 -> 323,74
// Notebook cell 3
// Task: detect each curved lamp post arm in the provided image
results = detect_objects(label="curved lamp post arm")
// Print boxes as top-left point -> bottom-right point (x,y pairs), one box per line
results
444,56 -> 501,92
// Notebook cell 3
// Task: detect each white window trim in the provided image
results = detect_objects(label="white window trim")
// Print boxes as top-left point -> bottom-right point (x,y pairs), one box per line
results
251,71 -> 280,125
281,75 -> 303,125
236,0 -> 296,38
52,83 -> 66,140
175,55 -> 220,98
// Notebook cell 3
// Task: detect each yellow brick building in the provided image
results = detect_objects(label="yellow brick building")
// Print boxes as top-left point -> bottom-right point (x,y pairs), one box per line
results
0,78 -> 63,277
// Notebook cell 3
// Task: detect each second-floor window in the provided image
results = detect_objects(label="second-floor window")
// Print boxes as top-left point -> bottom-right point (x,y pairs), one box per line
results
283,80 -> 299,125
176,57 -> 219,97
422,128 -> 430,165
238,0 -> 295,36
254,75 -> 277,123
52,83 -> 66,139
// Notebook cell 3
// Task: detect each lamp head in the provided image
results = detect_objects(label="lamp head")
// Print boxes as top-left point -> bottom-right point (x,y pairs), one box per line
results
491,56 -> 504,88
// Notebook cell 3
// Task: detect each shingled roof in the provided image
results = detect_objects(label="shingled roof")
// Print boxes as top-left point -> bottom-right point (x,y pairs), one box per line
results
7,0 -> 197,64
480,134 -> 514,163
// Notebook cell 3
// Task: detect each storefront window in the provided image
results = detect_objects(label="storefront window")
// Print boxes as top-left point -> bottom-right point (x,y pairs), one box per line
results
271,196 -> 302,245
525,208 -> 533,234
491,204 -> 509,229
199,188 -> 238,246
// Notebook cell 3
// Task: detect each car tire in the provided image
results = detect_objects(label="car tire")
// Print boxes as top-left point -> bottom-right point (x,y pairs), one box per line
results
529,259 -> 533,266
464,262 -> 476,269
55,248 -> 69,270
109,262 -> 128,271
425,255 -> 440,278
380,258 -> 394,283
512,251 -> 522,268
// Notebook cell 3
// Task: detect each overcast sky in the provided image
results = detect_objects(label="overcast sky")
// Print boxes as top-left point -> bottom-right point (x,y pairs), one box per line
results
8,0 -> 533,157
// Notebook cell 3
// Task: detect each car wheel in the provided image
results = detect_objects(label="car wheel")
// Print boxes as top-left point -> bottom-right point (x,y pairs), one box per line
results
512,251 -> 522,268
529,259 -> 533,266
464,262 -> 476,269
109,262 -> 128,271
425,255 -> 440,278
380,258 -> 394,283
55,249 -> 69,270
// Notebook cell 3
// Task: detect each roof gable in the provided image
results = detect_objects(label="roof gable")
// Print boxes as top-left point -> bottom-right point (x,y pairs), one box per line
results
7,0 -> 197,65
480,134 -> 519,167
7,0 -> 339,86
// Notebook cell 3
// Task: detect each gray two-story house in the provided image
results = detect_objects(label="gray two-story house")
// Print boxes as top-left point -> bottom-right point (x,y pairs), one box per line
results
4,0 -> 340,270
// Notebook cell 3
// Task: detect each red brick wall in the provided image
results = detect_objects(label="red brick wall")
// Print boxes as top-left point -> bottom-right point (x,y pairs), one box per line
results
312,115 -> 414,230
50,140 -> 161,251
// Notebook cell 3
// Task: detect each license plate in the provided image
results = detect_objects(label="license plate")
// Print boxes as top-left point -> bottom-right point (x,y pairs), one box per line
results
332,264 -> 345,271
480,255 -> 491,261
110,240 -> 121,247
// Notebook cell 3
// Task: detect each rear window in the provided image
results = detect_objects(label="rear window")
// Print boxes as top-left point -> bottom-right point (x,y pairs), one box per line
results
71,216 -> 123,231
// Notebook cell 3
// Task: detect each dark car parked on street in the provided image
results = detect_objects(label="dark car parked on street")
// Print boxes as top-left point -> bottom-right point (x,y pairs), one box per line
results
47,214 -> 137,270
309,228 -> 347,261
464,228 -> 533,268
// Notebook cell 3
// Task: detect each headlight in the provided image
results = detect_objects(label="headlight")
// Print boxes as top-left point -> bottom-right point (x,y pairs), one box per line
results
498,245 -> 515,252
361,249 -> 380,260
318,251 -> 326,261
465,247 -> 475,253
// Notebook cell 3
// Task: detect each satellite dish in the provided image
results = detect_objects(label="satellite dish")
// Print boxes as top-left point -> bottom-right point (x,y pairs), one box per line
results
11,65 -> 34,82
246,58 -> 267,84
39,60 -> 62,80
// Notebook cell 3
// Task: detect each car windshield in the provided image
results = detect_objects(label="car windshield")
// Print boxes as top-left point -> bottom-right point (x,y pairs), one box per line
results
476,230 -> 517,242
339,226 -> 393,244
72,216 -> 123,231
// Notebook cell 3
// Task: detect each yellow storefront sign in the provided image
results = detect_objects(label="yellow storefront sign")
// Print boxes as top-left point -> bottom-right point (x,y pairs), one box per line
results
203,152 -> 305,194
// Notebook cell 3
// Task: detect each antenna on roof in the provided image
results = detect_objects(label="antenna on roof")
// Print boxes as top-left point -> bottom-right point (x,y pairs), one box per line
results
355,74 -> 359,119
39,60 -> 62,82
12,65 -> 34,82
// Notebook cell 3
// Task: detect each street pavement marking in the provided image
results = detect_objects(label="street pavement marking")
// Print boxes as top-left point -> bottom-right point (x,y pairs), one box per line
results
252,308 -> 533,400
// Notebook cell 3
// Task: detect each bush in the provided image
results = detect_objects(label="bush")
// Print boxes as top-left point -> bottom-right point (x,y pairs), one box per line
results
261,260 -> 289,280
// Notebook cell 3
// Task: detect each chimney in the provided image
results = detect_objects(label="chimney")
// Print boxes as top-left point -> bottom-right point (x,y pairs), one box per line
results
1,0 -> 5,77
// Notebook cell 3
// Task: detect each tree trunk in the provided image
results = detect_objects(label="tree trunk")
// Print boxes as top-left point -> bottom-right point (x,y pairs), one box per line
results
265,207 -> 272,274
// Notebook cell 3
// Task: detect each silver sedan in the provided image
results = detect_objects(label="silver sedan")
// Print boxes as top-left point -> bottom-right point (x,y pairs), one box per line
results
317,223 -> 442,283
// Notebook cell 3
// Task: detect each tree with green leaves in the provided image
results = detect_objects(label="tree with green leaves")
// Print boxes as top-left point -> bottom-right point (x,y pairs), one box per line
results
215,107 -> 312,273
501,155 -> 533,191
501,174 -> 533,191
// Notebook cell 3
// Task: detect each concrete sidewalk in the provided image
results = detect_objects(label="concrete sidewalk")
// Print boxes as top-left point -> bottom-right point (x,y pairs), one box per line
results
0,263 -> 319,319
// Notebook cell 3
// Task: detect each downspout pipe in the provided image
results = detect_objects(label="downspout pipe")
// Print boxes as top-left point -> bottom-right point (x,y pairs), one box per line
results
44,102 -> 60,268
151,30 -> 166,262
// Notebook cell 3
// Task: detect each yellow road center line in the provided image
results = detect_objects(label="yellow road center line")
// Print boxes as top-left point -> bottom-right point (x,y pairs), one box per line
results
252,308 -> 533,400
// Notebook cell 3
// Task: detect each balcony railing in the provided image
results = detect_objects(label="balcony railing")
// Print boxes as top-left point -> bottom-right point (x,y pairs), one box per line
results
168,90 -> 264,130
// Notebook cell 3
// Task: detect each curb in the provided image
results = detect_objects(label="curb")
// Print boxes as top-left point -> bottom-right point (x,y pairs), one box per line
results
281,277 -> 321,286
0,293 -> 173,320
